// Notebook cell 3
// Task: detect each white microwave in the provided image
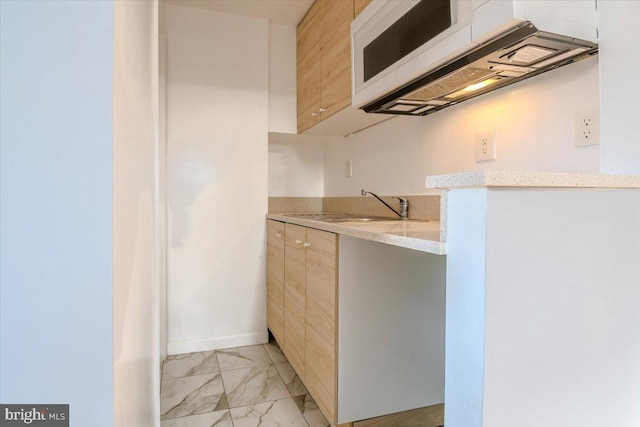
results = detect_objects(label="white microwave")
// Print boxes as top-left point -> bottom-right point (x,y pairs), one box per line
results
351,0 -> 598,109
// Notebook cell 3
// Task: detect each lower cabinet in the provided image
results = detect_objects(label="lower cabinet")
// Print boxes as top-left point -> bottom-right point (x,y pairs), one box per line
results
266,220 -> 445,426
283,223 -> 308,378
303,227 -> 338,422
267,220 -> 339,424
266,220 -> 285,343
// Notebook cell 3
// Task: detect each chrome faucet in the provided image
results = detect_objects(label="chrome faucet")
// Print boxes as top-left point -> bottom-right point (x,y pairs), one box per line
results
361,189 -> 409,219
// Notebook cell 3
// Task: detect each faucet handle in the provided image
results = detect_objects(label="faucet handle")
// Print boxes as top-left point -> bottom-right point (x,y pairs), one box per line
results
394,197 -> 409,219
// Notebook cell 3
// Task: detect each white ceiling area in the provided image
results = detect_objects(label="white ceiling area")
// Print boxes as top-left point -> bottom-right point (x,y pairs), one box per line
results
163,0 -> 314,26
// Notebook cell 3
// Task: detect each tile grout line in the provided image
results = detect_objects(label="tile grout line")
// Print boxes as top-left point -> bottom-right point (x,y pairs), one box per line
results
211,350 -> 237,427
162,346 -> 313,427
217,362 -> 273,374
262,344 -> 312,427
217,346 -> 281,424
160,351 -> 229,425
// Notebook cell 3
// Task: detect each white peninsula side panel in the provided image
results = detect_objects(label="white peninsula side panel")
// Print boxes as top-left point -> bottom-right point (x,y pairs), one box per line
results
445,186 -> 640,427
444,188 -> 488,427
338,236 -> 446,423
483,188 -> 640,427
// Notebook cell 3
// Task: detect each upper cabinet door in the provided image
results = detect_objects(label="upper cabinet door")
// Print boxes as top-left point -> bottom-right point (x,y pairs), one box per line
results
297,1 -> 322,133
354,0 -> 373,17
319,0 -> 354,121
297,0 -> 355,134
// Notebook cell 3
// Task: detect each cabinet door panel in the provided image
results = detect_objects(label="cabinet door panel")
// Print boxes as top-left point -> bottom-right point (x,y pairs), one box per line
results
306,230 -> 337,344
284,224 -> 307,378
355,0 -> 373,17
305,229 -> 337,423
319,0 -> 353,121
267,219 -> 285,250
267,221 -> 285,343
298,101 -> 322,134
297,54 -> 321,116
297,1 -> 321,130
267,244 -> 285,342
284,290 -> 306,377
305,329 -> 336,422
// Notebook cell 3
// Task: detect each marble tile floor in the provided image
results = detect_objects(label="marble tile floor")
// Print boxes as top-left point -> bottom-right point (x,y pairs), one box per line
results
161,342 -> 330,427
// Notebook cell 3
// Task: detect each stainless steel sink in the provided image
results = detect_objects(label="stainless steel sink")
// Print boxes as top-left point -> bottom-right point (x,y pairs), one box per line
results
283,213 -> 403,222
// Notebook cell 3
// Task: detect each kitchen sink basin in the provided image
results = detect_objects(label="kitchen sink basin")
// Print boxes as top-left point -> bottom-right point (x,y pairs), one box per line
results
283,213 -> 404,222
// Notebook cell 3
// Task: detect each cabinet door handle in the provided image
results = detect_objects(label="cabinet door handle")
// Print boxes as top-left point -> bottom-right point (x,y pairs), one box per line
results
304,242 -> 312,248
311,112 -> 318,117
296,239 -> 303,245
276,233 -> 282,238
319,108 -> 325,112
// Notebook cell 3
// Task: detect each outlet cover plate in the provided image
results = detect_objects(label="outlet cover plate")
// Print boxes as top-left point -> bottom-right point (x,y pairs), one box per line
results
476,129 -> 496,162
344,159 -> 353,178
575,109 -> 600,147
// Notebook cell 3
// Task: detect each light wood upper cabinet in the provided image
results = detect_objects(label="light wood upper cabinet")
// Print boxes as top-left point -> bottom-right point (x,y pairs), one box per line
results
266,221 -> 285,344
297,1 -> 322,133
297,0 -> 354,133
319,0 -> 353,120
354,0 -> 373,17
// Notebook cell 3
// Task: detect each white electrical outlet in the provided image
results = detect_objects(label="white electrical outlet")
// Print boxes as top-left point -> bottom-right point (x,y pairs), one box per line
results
476,129 -> 496,162
575,109 -> 600,147
345,160 -> 353,178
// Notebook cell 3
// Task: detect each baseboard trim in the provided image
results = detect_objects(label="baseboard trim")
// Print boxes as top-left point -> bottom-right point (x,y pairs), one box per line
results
167,331 -> 268,355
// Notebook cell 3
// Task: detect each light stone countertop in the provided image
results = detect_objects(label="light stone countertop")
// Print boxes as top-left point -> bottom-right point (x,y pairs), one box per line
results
266,213 -> 445,255
425,171 -> 640,189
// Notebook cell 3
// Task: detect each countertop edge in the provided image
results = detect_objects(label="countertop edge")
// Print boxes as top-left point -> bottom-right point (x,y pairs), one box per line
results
266,214 -> 446,255
425,171 -> 640,189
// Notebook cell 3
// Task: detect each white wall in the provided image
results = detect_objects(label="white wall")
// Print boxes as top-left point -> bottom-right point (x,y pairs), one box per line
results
165,5 -> 269,353
324,58 -> 600,196
113,0 -> 161,425
0,1 -> 114,425
266,21 -> 324,196
269,23 -> 297,134
159,33 -> 168,362
268,134 -> 326,197
598,1 -> 640,175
